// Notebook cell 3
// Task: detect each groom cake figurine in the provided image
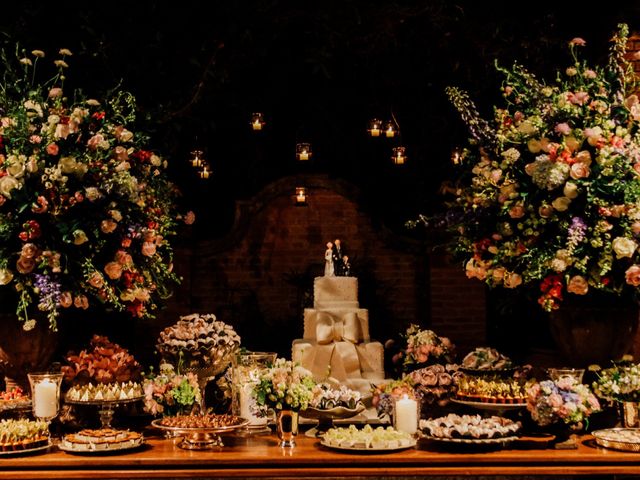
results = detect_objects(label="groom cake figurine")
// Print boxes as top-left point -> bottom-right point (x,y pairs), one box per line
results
332,238 -> 347,276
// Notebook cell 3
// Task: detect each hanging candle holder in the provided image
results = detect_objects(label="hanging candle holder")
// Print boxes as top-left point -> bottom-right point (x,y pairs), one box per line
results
392,146 -> 407,165
367,118 -> 383,137
250,113 -> 266,131
295,187 -> 308,205
190,150 -> 204,169
199,163 -> 212,179
384,121 -> 397,138
295,143 -> 312,161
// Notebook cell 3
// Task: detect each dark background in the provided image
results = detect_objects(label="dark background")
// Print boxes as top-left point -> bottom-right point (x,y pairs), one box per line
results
3,1 -> 638,239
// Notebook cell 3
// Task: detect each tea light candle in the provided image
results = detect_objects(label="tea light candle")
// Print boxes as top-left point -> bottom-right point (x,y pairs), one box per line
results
34,378 -> 57,419
394,394 -> 417,435
368,119 -> 382,137
298,150 -> 309,161
295,187 -> 307,204
252,120 -> 262,131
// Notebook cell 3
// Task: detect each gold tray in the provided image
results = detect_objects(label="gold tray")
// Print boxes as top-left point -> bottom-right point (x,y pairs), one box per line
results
592,428 -> 640,452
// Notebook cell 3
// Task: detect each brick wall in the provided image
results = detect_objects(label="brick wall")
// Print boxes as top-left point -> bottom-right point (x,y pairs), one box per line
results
155,174 -> 486,363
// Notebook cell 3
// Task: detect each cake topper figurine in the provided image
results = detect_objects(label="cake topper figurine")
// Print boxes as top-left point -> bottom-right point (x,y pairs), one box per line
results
324,242 -> 335,276
328,238 -> 349,276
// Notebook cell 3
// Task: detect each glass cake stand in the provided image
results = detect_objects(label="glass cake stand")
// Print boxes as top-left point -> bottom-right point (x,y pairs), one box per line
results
65,396 -> 144,428
300,404 -> 366,438
151,417 -> 249,450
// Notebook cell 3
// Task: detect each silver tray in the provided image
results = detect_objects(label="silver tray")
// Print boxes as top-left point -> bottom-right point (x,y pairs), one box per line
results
65,395 -> 144,406
151,417 -> 249,450
421,433 -> 518,445
59,435 -> 144,454
320,438 -> 416,452
592,428 -> 640,452
0,440 -> 50,456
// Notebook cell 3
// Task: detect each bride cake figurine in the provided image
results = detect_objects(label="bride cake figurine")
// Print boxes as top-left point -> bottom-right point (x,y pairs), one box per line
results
324,242 -> 335,277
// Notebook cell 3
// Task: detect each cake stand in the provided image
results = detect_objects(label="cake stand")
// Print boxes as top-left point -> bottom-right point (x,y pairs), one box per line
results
151,417 -> 249,450
301,404 -> 366,438
451,398 -> 527,417
65,396 -> 144,428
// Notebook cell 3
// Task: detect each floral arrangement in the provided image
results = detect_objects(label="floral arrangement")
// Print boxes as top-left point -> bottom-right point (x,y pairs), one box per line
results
592,357 -> 640,402
253,358 -> 315,411
409,363 -> 461,406
418,24 -> 640,311
62,334 -> 142,385
142,363 -> 201,416
461,347 -> 513,371
0,47 -> 193,330
309,383 -> 362,410
371,378 -> 416,419
389,324 -> 455,374
526,377 -> 600,427
156,313 -> 241,369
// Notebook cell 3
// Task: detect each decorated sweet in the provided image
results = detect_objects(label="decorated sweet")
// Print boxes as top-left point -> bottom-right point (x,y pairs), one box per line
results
62,335 -> 142,385
309,383 -> 362,410
420,414 -> 521,439
65,381 -> 143,402
60,428 -> 143,452
461,347 -> 513,371
158,413 -> 244,429
0,419 -> 49,451
0,387 -> 30,410
156,313 -> 241,368
455,375 -> 532,404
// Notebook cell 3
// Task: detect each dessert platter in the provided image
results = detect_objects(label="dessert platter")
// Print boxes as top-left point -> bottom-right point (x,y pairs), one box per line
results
302,383 -> 366,437
0,387 -> 31,414
320,424 -> 416,452
460,347 -> 515,375
592,428 -> 640,452
151,413 -> 249,450
59,428 -> 144,454
420,414 -> 521,446
453,375 -> 530,412
65,382 -> 145,427
0,419 -> 50,455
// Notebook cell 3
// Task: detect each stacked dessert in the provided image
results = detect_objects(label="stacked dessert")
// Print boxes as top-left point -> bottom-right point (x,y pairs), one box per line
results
60,428 -> 143,452
292,276 -> 385,394
66,382 -> 143,402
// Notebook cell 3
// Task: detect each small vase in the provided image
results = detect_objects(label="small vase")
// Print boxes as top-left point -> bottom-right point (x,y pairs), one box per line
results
620,401 -> 640,428
275,409 -> 299,447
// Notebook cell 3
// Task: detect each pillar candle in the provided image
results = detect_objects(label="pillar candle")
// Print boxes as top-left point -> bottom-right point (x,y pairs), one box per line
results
394,395 -> 417,435
34,379 -> 57,419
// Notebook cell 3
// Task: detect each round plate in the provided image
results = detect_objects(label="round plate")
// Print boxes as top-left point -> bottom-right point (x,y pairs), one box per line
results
592,428 -> 640,452
421,433 -> 518,445
320,438 -> 416,452
58,435 -> 144,454
65,395 -> 144,406
0,440 -> 50,456
151,416 -> 249,434
451,398 -> 527,410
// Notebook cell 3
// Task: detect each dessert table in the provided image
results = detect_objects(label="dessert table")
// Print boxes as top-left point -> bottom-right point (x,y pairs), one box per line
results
2,432 -> 640,479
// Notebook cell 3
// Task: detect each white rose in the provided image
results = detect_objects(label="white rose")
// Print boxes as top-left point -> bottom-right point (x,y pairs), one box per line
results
47,114 -> 60,125
59,156 -> 77,174
120,129 -> 134,142
527,139 -> 542,153
552,196 -> 571,212
613,237 -> 637,259
85,187 -> 101,202
150,154 -> 162,167
0,176 -> 20,198
517,121 -> 536,135
0,268 -> 13,285
6,159 -> 25,178
563,182 -> 579,199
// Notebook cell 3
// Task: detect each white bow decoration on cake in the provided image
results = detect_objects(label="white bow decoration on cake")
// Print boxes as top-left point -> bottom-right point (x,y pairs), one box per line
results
298,311 -> 377,381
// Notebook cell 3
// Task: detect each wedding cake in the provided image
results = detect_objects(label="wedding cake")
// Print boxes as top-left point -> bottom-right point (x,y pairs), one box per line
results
292,276 -> 385,394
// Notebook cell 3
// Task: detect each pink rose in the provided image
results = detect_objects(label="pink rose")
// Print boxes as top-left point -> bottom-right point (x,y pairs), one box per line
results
114,146 -> 129,161
54,123 -> 70,139
509,204 -> 525,219
569,37 -> 586,46
567,275 -> 589,295
584,69 -> 597,79
538,204 -> 554,218
184,211 -> 196,225
548,393 -> 564,408
104,262 -> 123,280
141,241 -> 157,257
16,256 -> 35,274
87,134 -> 105,150
625,265 -> 640,286
48,87 -> 63,98
29,135 -> 42,144
554,123 -> 571,135
115,250 -> 133,266
59,291 -> 73,308
503,272 -> 522,289
570,162 -> 590,179
101,219 -> 118,234
74,295 -> 89,309
20,243 -> 39,259
632,222 -> 640,236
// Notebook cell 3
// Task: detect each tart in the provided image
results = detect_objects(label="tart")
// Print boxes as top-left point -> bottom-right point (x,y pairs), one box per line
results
0,419 -> 49,451
0,387 -> 31,410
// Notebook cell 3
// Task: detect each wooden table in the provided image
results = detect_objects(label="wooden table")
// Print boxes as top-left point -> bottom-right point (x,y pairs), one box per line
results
1,433 -> 640,479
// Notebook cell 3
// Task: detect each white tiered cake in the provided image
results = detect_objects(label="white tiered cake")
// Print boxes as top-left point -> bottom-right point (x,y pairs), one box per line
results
292,276 -> 385,394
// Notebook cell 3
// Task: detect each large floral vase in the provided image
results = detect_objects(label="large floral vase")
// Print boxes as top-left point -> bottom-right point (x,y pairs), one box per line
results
549,296 -> 638,368
0,316 -> 59,390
